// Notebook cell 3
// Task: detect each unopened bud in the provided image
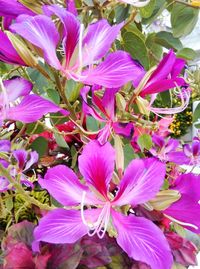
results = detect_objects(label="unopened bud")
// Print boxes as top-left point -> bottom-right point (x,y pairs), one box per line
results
6,32 -> 37,67
149,190 -> 181,211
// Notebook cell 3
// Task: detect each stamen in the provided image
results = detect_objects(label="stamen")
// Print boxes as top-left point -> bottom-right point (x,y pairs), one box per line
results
0,77 -> 9,118
78,23 -> 84,74
81,191 -> 88,226
81,191 -> 111,239
165,214 -> 198,230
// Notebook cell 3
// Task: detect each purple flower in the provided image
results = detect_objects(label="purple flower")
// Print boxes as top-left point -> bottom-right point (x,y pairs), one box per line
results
168,139 -> 200,166
134,50 -> 190,115
150,134 -> 180,162
81,87 -> 134,144
0,0 -> 35,18
10,5 -> 144,88
164,173 -> 200,233
0,77 -> 67,126
0,30 -> 26,65
0,147 -> 38,192
33,141 -> 172,269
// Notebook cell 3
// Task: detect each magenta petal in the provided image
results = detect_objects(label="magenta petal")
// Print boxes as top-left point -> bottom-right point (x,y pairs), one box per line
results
101,88 -> 118,120
82,51 -> 145,88
167,152 -> 190,165
24,151 -> 38,171
164,197 -> 200,234
0,140 -> 11,152
112,122 -> 134,138
82,20 -> 123,66
141,78 -> 186,96
152,134 -> 165,148
33,209 -> 88,248
97,124 -> 112,145
10,15 -> 61,70
43,5 -> 80,67
39,164 -> 96,206
172,58 -> 185,77
13,150 -> 27,170
0,0 -> 35,17
6,94 -> 65,123
113,158 -> 166,206
0,29 -> 26,65
2,77 -> 33,102
0,176 -> 10,192
164,173 -> 200,233
78,141 -> 115,198
111,210 -> 173,269
147,50 -> 176,85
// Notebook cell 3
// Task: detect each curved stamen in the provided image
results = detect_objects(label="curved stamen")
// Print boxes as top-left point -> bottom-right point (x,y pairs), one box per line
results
81,191 -> 111,239
78,23 -> 84,75
0,78 -> 9,119
164,214 -> 198,230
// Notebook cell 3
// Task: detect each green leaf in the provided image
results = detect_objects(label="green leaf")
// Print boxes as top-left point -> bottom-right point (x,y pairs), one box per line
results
193,103 -> 200,123
146,33 -> 163,66
54,133 -> 69,149
26,122 -> 44,135
159,90 -> 171,107
137,134 -> 153,151
124,144 -> 138,168
171,3 -> 199,38
115,5 -> 130,23
122,31 -> 149,69
154,31 -> 183,51
86,116 -> 99,131
5,196 -> 13,212
46,88 -> 60,105
176,48 -> 197,61
142,0 -> 166,25
65,80 -> 82,102
30,137 -> 48,157
140,0 -> 156,18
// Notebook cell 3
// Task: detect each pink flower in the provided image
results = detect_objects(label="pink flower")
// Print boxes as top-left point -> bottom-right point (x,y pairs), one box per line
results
33,141 -> 172,269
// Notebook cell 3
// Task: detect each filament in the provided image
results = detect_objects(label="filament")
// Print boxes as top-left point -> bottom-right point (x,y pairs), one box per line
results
164,214 -> 198,230
81,191 -> 111,239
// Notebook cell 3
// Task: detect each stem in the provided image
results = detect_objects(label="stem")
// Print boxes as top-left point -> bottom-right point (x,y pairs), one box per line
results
53,71 -> 77,120
123,9 -> 137,29
12,124 -> 27,142
0,163 -> 52,211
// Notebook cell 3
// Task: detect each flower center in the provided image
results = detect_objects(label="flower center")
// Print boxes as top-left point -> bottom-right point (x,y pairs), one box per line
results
81,191 -> 111,239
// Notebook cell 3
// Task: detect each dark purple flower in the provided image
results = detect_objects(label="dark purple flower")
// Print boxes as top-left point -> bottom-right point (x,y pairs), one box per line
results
150,134 -> 180,162
33,141 -> 172,269
168,139 -> 200,166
